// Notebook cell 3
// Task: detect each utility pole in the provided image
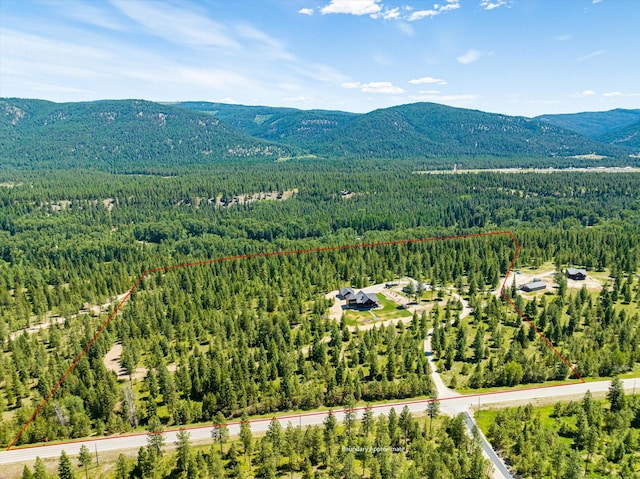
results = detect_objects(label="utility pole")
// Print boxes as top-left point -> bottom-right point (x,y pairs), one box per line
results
95,444 -> 99,466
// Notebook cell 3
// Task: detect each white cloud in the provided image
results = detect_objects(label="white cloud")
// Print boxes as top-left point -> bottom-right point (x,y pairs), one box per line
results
480,0 -> 510,10
575,49 -> 606,62
320,0 -> 382,16
298,8 -> 314,15
457,49 -> 484,64
603,91 -> 640,97
593,0 -> 603,3
555,34 -> 572,41
419,90 -> 441,94
409,1 -> 460,21
283,96 -> 313,104
396,22 -> 414,36
235,24 -> 293,60
61,4 -> 126,31
570,90 -> 596,98
409,9 -> 438,20
409,76 -> 447,86
318,0 -> 460,21
342,81 -> 405,94
110,0 -> 238,48
377,7 -> 401,20
293,62 -> 350,84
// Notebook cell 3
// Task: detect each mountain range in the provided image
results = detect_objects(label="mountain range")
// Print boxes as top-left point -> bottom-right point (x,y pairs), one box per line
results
536,109 -> 640,148
1,98 -> 638,171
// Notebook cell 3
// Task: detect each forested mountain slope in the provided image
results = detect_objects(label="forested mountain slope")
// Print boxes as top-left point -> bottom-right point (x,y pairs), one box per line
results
310,102 -> 629,158
1,99 -> 634,173
174,101 -> 631,159
0,98 -> 297,171
536,108 -> 640,142
172,101 -> 358,145
597,120 -> 640,148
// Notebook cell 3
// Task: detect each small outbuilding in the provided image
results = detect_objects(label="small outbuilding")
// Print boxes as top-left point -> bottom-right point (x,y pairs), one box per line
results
566,268 -> 587,280
521,281 -> 547,292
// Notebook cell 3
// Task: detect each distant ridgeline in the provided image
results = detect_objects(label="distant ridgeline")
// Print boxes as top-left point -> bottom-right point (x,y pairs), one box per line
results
1,98 -> 638,172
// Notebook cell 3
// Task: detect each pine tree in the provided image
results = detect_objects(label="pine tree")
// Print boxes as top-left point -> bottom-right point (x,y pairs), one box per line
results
211,411 -> 229,454
115,454 -> 129,479
22,465 -> 34,479
175,428 -> 192,474
426,397 -> 440,437
255,438 -> 277,479
58,450 -> 76,479
361,404 -> 374,437
399,405 -> 413,447
607,377 -> 626,412
323,410 -> 337,466
266,417 -> 284,467
33,457 -> 48,479
146,415 -> 165,457
77,445 -> 92,479
240,412 -> 253,465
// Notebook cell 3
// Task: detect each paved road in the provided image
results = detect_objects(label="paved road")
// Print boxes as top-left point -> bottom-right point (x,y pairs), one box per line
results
464,411 -> 514,479
2,378 -> 636,467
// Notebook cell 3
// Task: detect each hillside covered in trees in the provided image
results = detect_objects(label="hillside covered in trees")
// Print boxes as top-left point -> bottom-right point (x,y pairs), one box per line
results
0,99 -> 296,171
2,99 -> 637,173
537,108 -> 640,148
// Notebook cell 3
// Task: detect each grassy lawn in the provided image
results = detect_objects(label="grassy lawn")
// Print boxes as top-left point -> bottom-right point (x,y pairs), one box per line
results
343,293 -> 412,323
475,404 -> 575,447
455,378 -> 583,395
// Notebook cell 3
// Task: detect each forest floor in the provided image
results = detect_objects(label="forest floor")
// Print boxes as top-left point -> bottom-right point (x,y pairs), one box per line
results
8,292 -> 129,341
102,343 -> 147,381
103,342 -> 177,381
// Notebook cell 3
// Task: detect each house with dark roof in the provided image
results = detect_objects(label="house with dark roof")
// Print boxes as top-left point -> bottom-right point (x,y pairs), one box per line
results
521,281 -> 547,292
348,291 -> 380,309
339,287 -> 355,300
339,287 -> 380,309
566,268 -> 587,280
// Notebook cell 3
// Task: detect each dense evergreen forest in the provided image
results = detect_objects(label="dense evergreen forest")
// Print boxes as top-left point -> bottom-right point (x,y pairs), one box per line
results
18,408 -> 490,479
0,153 -> 639,478
479,381 -> 640,478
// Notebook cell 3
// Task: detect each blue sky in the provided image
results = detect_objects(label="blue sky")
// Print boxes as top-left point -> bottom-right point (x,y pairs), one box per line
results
1,0 -> 638,116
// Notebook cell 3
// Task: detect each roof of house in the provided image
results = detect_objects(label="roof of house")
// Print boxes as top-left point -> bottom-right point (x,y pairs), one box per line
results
356,291 -> 379,304
339,287 -> 355,299
566,268 -> 587,276
522,281 -> 546,291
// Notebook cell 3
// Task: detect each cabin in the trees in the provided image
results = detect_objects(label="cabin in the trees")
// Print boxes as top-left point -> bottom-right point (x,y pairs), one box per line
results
566,268 -> 587,280
339,287 -> 380,309
521,280 -> 546,292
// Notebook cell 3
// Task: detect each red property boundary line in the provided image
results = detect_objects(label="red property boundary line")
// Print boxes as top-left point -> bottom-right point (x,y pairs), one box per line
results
7,231 -> 584,450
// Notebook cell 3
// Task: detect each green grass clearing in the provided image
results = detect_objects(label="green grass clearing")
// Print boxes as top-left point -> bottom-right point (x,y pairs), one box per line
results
342,293 -> 412,323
